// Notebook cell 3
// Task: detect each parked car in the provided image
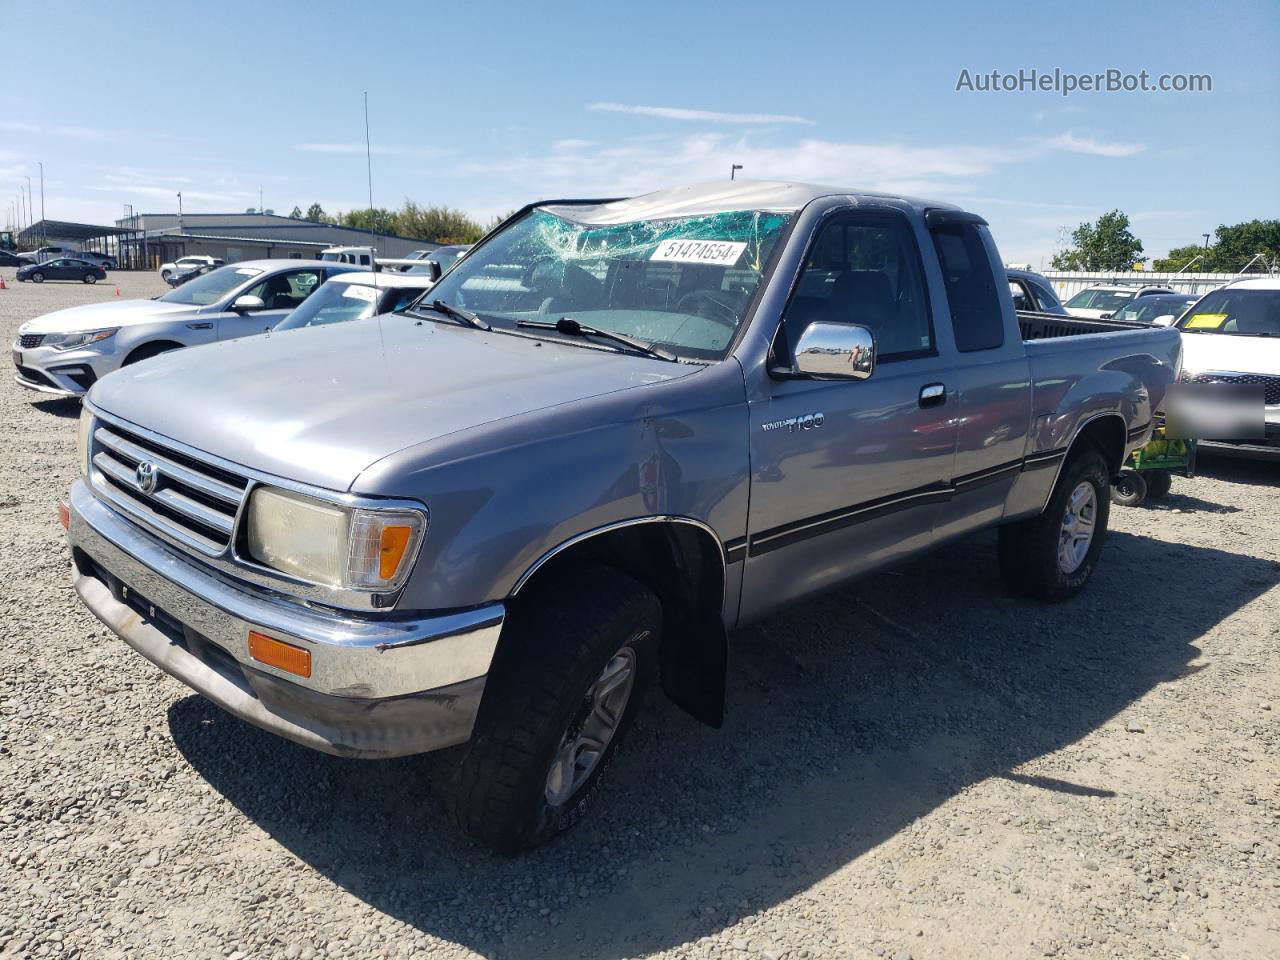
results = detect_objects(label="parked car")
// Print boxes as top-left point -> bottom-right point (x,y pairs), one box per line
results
13,260 -> 364,397
320,245 -> 375,266
1112,292 -> 1200,326
62,181 -> 1179,851
406,244 -> 470,277
1007,268 -> 1067,315
73,250 -> 119,271
1174,278 -> 1280,458
274,272 -> 433,331
18,245 -> 82,263
159,255 -> 224,281
165,262 -> 217,288
0,250 -> 26,267
16,258 -> 107,284
1064,284 -> 1177,319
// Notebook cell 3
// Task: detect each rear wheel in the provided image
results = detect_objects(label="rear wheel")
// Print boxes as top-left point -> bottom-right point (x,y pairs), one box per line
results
999,447 -> 1111,602
434,565 -> 661,853
1110,469 -> 1148,507
83,273 -> 97,284
1143,469 -> 1172,499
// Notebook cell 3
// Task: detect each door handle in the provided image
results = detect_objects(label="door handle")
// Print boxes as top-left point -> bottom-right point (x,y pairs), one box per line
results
919,383 -> 946,408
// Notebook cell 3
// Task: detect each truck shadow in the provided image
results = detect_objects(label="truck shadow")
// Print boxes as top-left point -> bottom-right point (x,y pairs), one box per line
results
167,529 -> 1277,959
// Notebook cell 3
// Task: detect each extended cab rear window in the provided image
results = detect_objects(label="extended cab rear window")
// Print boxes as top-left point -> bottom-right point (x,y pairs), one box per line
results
931,224 -> 1004,352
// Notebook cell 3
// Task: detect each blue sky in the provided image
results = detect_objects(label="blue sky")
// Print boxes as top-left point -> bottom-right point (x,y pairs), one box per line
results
2,0 -> 1277,267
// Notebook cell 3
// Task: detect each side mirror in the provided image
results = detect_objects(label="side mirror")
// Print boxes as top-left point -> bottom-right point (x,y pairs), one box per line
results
424,259 -> 443,282
785,321 -> 876,381
232,295 -> 265,312
1151,314 -> 1176,327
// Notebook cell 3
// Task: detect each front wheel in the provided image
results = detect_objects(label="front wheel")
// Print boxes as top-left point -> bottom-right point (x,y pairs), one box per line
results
31,272 -> 44,283
999,447 -> 1111,602
434,565 -> 661,853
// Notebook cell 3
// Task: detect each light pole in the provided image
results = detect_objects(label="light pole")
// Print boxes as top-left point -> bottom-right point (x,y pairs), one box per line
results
730,163 -> 743,181
37,163 -> 45,247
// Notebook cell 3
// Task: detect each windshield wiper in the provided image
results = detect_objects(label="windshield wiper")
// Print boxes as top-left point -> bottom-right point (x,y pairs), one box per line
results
413,299 -> 490,330
515,316 -> 678,362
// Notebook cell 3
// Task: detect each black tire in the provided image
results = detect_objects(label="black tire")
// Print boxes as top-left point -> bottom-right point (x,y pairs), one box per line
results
83,273 -> 97,284
122,342 -> 180,366
31,272 -> 44,283
435,565 -> 661,853
999,447 -> 1111,602
1143,469 -> 1172,499
1110,469 -> 1148,507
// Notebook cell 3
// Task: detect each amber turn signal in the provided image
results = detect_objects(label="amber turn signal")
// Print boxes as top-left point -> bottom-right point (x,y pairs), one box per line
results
378,525 -> 414,580
57,499 -> 70,530
248,631 -> 312,678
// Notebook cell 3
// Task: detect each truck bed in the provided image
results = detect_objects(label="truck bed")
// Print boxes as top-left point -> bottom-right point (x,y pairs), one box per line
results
1017,310 -> 1150,341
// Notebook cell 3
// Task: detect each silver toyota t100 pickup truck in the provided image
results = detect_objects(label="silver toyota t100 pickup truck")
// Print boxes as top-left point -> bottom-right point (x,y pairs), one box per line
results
63,181 -> 1181,851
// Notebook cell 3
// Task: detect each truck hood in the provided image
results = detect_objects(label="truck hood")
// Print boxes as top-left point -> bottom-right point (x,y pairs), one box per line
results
88,313 -> 701,491
1179,331 -> 1280,382
22,298 -> 200,335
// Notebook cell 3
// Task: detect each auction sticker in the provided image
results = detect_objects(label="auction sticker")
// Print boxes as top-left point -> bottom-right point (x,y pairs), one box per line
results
651,238 -> 746,267
1184,313 -> 1227,329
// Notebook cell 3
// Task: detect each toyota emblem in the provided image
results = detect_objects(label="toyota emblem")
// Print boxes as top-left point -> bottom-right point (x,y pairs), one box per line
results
135,461 -> 159,494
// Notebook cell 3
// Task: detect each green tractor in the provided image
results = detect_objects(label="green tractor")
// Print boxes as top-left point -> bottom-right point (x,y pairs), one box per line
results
0,230 -> 16,252
1112,428 -> 1196,506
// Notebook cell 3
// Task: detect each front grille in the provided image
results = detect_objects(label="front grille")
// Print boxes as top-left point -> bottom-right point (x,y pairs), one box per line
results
1181,371 -> 1280,406
89,420 -> 250,554
18,334 -> 45,349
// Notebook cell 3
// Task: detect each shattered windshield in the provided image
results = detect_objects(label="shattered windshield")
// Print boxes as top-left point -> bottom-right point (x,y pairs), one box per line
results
420,207 -> 793,360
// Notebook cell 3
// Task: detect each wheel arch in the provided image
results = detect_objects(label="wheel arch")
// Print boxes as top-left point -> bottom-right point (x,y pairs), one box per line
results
1072,412 -> 1128,475
508,516 -> 730,728
122,339 -> 185,366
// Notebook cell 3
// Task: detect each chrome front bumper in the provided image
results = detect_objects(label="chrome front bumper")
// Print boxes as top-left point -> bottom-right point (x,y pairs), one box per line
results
67,479 -> 504,758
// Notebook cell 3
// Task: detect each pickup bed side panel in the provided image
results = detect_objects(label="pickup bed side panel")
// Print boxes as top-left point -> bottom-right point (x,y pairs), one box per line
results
352,360 -> 752,613
1004,326 -> 1182,519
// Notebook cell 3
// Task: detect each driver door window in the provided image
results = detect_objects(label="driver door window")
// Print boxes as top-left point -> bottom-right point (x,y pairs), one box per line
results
776,213 -> 934,365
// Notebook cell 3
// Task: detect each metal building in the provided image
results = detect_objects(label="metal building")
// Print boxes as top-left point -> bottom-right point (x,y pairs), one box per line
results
115,212 -> 432,268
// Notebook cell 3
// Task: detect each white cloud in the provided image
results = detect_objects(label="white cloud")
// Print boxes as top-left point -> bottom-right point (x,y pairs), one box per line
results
294,142 -> 449,158
87,184 -> 254,205
1046,132 -> 1144,158
589,102 -> 816,126
452,132 -> 1028,200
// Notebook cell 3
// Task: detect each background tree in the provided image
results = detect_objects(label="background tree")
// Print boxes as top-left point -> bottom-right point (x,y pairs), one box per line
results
485,209 -> 520,233
304,203 -> 329,223
1051,210 -> 1146,271
1150,220 -> 1280,273
339,207 -> 399,235
288,205 -> 303,219
1151,244 -> 1212,273
397,201 -> 484,245
1209,219 -> 1280,272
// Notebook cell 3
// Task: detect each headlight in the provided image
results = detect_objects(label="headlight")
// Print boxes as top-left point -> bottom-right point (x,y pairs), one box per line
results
77,407 -> 93,475
245,486 -> 426,591
50,328 -> 118,351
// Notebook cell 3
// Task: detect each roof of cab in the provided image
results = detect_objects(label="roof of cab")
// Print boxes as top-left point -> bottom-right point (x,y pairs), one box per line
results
539,179 -> 965,225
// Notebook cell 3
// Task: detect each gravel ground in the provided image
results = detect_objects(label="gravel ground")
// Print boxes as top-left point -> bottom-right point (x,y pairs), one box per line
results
1,272 -> 1277,960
